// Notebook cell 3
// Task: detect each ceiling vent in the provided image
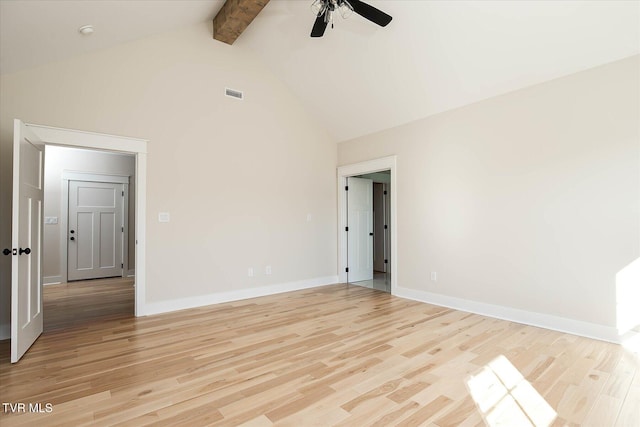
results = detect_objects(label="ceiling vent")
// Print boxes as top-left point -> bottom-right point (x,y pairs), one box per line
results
225,88 -> 243,100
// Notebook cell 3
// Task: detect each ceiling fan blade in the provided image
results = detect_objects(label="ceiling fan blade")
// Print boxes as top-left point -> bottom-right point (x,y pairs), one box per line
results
310,13 -> 329,37
349,0 -> 392,27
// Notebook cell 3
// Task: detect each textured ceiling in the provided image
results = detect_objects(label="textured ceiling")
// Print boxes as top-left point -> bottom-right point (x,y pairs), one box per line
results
1,1 -> 638,142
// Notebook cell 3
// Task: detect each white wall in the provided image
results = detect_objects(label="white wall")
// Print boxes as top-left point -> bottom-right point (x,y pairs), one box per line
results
43,146 -> 136,283
339,55 -> 640,341
0,22 -> 337,335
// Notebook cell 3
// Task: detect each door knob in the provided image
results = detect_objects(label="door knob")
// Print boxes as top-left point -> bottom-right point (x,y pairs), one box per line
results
2,248 -> 12,256
19,247 -> 31,255
70,230 -> 75,234
70,237 -> 75,241
369,232 -> 374,236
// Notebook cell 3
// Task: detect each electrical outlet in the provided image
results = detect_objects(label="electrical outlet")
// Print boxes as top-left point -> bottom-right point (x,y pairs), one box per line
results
266,265 -> 272,275
431,272 -> 437,281
247,268 -> 254,277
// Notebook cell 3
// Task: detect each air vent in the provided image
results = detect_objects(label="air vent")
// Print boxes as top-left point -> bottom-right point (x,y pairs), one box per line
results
225,88 -> 243,100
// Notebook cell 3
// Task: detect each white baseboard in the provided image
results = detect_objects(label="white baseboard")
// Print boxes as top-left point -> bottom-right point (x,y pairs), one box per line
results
394,286 -> 621,344
0,322 -> 9,340
44,276 -> 62,285
126,269 -> 135,277
142,276 -> 339,316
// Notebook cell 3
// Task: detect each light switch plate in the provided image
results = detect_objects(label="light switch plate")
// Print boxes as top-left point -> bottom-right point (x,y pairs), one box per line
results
44,217 -> 58,225
158,212 -> 170,223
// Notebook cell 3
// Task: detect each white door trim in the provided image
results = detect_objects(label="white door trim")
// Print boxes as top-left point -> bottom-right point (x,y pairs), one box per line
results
25,123 -> 147,317
61,174 -> 130,283
62,171 -> 130,184
337,156 -> 397,294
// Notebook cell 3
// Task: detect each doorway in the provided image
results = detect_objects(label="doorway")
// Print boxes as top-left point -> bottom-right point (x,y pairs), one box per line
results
43,145 -> 137,286
43,146 -> 136,284
346,172 -> 391,292
337,156 -> 397,294
41,146 -> 136,333
8,120 -> 147,363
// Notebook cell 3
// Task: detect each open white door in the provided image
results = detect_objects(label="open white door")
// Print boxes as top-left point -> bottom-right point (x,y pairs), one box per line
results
11,119 -> 45,363
347,177 -> 373,282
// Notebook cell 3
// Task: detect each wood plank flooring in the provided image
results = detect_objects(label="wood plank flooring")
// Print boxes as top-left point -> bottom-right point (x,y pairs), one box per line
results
43,277 -> 134,332
0,281 -> 638,426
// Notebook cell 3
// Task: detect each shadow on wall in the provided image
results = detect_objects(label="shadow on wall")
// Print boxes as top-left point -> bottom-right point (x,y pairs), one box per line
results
617,257 -> 640,351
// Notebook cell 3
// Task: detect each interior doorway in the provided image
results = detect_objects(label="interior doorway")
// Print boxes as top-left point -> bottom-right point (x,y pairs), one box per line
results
337,156 -> 397,294
7,120 -> 147,363
40,145 -> 136,333
42,146 -> 136,284
346,171 -> 391,292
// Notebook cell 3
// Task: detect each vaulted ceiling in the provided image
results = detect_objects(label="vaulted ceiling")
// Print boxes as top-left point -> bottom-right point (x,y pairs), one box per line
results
1,1 -> 638,142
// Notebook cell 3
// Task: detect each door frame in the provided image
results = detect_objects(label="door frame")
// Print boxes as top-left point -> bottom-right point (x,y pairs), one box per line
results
62,172 -> 130,283
337,156 -> 397,294
372,182 -> 388,274
25,123 -> 147,316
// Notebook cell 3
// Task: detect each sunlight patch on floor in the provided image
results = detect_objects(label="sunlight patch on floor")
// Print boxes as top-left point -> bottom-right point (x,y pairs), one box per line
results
616,257 -> 640,336
621,330 -> 640,354
466,355 -> 557,427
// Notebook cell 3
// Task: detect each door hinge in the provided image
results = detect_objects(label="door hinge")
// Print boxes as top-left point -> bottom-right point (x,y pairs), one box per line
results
122,190 -> 125,196
345,186 -> 349,191
121,263 -> 124,268
345,267 -> 349,273
345,226 -> 349,232
384,259 -> 388,264
384,190 -> 387,195
384,225 -> 388,229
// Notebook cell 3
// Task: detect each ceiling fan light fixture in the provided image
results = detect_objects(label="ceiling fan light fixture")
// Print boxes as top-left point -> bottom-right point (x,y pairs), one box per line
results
310,0 -> 326,17
338,0 -> 354,19
309,0 -> 391,37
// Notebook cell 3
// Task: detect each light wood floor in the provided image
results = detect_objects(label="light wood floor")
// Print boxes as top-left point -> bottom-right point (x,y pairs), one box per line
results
43,277 -> 134,332
0,281 -> 638,426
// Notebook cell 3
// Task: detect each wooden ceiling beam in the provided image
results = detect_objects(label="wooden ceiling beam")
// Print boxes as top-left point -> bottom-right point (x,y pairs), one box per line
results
213,0 -> 270,45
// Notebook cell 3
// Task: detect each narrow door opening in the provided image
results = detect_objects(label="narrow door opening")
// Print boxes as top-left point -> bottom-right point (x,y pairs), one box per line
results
346,170 -> 391,293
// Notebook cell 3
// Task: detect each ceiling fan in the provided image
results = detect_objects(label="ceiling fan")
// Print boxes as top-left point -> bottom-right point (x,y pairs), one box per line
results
310,0 -> 392,37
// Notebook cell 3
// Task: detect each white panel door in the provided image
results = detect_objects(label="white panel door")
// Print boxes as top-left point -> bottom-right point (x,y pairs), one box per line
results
11,119 -> 45,363
68,181 -> 124,281
347,177 -> 373,282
